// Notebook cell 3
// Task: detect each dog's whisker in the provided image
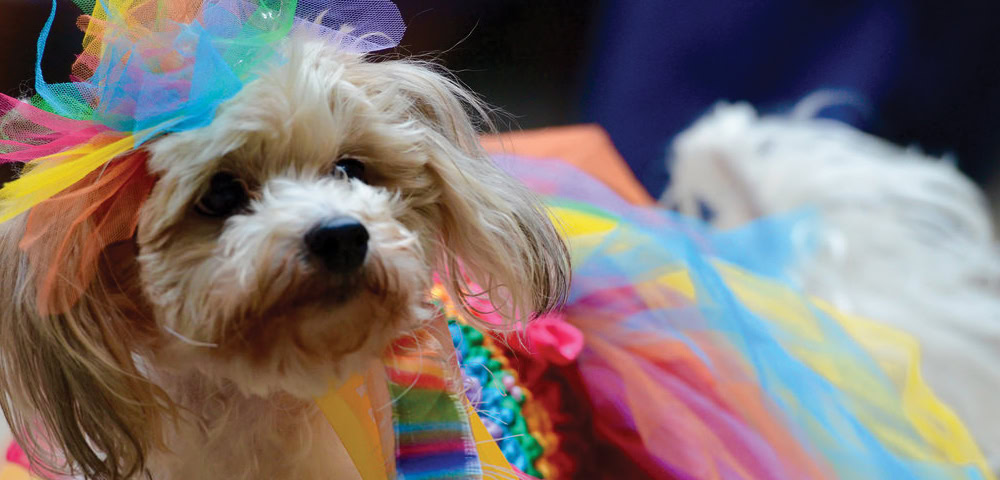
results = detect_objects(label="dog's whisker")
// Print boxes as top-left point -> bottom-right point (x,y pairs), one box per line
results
477,433 -> 523,444
466,361 -> 506,397
163,326 -> 219,349
475,409 -> 507,426
388,330 -> 427,405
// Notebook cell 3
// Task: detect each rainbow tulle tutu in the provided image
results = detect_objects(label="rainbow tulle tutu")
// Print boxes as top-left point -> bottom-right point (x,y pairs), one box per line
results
483,154 -> 994,480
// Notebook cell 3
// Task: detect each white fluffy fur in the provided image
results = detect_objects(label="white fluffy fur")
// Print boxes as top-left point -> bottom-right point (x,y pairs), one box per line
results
663,101 -> 1000,471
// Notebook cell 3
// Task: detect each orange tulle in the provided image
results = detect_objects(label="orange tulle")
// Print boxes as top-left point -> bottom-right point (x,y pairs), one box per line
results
20,151 -> 154,316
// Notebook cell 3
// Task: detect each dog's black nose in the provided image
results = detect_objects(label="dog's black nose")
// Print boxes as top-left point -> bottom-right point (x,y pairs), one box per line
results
304,217 -> 369,272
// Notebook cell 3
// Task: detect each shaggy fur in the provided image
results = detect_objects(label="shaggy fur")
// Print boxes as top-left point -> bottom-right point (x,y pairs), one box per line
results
0,38 -> 570,479
663,101 -> 1000,472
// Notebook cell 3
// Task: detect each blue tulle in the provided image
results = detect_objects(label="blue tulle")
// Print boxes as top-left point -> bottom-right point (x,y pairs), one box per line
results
31,0 -> 403,145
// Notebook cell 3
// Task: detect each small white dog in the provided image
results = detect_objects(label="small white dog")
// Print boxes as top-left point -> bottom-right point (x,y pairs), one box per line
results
664,101 -> 1000,472
0,38 -> 570,479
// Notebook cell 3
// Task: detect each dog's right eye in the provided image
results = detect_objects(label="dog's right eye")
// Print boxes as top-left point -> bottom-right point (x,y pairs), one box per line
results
195,172 -> 249,217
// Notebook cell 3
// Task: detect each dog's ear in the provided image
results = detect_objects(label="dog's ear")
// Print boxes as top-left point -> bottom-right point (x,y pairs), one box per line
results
376,60 -> 571,325
0,218 -> 170,479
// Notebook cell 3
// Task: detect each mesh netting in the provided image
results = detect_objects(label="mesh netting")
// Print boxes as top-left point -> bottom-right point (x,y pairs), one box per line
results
0,0 -> 404,314
0,94 -> 109,159
505,155 -> 994,480
38,0 -> 404,139
20,151 -> 154,316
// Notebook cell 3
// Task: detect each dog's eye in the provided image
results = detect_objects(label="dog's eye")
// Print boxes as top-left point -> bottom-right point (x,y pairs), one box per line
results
334,157 -> 366,182
195,172 -> 249,217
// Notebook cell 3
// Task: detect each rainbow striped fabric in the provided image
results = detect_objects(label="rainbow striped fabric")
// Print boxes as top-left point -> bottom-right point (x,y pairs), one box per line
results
385,329 -> 483,480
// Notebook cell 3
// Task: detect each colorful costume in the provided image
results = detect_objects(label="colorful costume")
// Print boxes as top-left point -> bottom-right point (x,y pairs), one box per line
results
461,154 -> 996,480
0,0 -> 995,479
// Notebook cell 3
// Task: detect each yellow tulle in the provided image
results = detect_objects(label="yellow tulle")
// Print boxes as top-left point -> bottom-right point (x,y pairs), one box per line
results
0,135 -> 135,224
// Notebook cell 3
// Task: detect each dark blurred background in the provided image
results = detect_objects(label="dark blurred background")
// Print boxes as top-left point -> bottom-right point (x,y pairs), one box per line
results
4,0 -> 1000,197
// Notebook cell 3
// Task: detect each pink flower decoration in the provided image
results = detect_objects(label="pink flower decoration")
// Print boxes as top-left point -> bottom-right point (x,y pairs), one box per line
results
525,313 -> 583,366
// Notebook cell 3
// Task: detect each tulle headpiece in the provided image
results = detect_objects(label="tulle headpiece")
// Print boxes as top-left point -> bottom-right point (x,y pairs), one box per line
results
0,0 -> 404,313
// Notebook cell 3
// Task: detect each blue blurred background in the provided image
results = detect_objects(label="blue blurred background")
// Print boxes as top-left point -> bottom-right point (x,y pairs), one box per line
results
4,0 -> 1000,197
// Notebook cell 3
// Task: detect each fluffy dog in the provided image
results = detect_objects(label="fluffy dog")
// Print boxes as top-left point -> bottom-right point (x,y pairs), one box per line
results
0,38 -> 570,479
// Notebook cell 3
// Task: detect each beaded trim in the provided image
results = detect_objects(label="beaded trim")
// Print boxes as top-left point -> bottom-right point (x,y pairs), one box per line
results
430,286 -> 558,479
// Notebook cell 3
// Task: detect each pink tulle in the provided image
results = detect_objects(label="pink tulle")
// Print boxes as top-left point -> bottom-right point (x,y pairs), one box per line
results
0,94 -> 109,165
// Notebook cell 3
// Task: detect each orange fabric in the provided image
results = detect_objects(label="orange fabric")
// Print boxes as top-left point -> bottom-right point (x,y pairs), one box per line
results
20,151 -> 154,316
481,124 -> 655,206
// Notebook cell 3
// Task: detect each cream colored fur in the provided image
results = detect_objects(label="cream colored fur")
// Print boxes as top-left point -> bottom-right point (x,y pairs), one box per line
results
0,37 -> 569,479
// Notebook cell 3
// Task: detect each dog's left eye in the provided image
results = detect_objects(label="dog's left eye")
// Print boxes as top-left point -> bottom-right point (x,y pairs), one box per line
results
334,157 -> 366,183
